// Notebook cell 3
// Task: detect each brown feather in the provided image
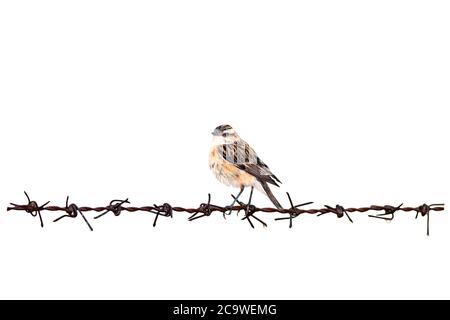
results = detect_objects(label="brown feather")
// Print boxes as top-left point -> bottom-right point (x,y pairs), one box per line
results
260,181 -> 283,209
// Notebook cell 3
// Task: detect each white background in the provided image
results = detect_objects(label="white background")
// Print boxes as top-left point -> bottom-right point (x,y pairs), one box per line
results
0,1 -> 449,299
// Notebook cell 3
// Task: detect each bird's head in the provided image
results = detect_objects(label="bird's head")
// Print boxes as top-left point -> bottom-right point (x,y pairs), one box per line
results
211,124 -> 239,145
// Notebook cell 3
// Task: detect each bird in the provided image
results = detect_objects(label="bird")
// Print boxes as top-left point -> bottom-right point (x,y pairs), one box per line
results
209,124 -> 283,218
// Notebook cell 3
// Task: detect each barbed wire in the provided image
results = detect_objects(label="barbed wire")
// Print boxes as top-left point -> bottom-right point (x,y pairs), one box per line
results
6,191 -> 445,235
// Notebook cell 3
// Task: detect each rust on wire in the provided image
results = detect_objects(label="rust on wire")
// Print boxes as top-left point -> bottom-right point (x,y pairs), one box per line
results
6,192 -> 445,235
368,203 -> 403,221
415,203 -> 444,236
274,192 -> 313,228
151,203 -> 173,227
8,191 -> 49,228
188,194 -> 215,222
94,198 -> 130,219
53,196 -> 93,231
317,204 -> 353,223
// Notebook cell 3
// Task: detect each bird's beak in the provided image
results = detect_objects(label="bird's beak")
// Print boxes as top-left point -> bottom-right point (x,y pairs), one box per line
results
211,131 -> 214,135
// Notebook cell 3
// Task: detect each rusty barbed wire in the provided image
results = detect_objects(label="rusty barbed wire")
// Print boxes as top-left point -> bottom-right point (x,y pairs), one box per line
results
6,191 -> 445,235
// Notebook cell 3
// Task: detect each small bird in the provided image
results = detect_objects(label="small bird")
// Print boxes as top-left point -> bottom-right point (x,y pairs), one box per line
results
209,124 -> 283,216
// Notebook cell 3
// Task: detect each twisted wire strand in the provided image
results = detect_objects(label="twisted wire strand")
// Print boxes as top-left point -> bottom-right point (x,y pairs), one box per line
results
6,192 -> 445,235
8,204 -> 444,215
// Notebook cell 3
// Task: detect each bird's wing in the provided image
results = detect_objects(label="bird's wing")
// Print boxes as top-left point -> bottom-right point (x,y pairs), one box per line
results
217,141 -> 281,186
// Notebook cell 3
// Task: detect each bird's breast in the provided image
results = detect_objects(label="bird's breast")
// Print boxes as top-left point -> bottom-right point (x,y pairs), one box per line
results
209,146 -> 255,188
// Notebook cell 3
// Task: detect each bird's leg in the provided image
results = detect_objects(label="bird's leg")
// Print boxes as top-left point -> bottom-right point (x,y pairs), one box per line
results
241,186 -> 267,228
224,186 -> 244,218
243,186 -> 259,228
231,192 -> 266,228
245,187 -> 254,218
232,197 -> 255,228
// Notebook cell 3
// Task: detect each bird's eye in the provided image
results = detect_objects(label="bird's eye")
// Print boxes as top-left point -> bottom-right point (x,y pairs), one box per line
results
222,133 -> 228,137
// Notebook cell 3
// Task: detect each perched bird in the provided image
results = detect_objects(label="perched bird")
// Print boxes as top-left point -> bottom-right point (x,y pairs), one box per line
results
209,124 -> 283,216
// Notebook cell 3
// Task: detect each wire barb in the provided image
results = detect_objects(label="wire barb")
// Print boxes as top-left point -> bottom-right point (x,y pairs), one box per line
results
369,203 -> 403,221
415,203 -> 444,236
318,205 -> 353,223
151,203 -> 173,227
188,194 -> 214,222
94,198 -> 130,219
8,191 -> 49,228
274,192 -> 313,228
53,196 -> 93,231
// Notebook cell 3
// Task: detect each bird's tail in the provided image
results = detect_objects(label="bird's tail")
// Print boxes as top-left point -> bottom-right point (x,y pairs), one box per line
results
260,181 -> 283,209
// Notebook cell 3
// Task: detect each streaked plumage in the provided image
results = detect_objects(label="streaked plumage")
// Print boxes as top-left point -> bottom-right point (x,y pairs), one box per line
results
209,124 -> 282,209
